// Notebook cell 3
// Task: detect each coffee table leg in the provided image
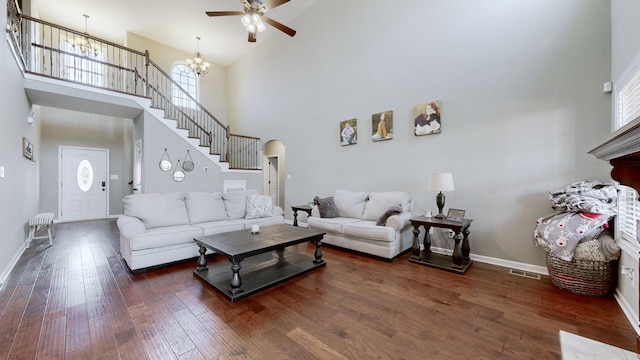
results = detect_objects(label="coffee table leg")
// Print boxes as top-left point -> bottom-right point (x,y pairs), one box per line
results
313,239 -> 324,264
196,245 -> 208,272
229,260 -> 244,295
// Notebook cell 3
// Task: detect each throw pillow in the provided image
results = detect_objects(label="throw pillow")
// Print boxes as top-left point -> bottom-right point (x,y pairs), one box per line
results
376,205 -> 402,226
245,195 -> 274,219
314,196 -> 339,218
362,191 -> 411,221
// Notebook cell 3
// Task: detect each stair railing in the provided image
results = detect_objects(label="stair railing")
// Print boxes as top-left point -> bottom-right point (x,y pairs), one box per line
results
6,6 -> 261,170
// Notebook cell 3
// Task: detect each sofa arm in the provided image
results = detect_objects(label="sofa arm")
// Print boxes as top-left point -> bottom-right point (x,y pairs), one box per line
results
117,215 -> 147,237
272,205 -> 283,217
386,211 -> 415,231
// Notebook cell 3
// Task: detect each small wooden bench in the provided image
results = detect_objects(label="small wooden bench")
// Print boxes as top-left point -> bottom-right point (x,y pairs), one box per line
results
27,213 -> 55,248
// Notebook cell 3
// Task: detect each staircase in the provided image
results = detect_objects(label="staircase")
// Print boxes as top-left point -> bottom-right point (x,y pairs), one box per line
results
6,3 -> 261,171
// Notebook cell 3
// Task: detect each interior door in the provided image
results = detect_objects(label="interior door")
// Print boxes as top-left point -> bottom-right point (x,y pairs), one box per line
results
267,156 -> 279,206
133,138 -> 142,194
60,146 -> 109,222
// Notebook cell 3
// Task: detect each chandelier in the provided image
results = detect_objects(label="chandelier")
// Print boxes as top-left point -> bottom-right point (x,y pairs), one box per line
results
68,14 -> 101,57
240,12 -> 266,34
185,36 -> 211,76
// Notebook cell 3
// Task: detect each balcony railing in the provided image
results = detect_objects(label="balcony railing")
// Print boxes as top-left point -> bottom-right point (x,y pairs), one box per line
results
6,2 -> 260,170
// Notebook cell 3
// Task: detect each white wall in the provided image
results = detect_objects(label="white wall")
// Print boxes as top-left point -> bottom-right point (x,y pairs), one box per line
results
611,0 -> 640,81
0,0 -> 41,286
228,0 -> 613,267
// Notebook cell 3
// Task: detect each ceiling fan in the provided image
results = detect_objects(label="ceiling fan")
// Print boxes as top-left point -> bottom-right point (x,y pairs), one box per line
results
206,0 -> 297,43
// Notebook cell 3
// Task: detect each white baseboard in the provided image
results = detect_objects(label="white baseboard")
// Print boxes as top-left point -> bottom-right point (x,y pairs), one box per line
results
0,241 -> 28,292
614,289 -> 640,337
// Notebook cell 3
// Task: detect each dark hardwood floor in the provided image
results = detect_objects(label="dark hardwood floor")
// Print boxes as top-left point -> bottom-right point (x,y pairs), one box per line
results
1,219 -> 638,359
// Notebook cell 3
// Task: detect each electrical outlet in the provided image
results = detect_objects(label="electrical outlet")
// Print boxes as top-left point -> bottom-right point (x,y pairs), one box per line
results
448,229 -> 455,237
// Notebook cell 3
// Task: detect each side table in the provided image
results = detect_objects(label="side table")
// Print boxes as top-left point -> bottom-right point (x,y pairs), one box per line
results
409,216 -> 473,274
291,204 -> 313,227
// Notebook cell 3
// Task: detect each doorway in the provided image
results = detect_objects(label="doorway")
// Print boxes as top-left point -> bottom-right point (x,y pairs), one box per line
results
59,146 -> 109,222
266,156 -> 279,206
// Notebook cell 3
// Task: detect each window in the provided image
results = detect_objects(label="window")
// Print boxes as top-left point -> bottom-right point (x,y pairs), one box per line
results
172,64 -> 198,108
617,184 -> 640,243
614,51 -> 640,131
77,160 -> 94,192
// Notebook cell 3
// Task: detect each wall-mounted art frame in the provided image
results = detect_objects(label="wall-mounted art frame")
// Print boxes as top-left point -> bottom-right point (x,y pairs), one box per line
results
340,118 -> 357,146
23,137 -> 34,161
371,110 -> 393,142
414,100 -> 441,136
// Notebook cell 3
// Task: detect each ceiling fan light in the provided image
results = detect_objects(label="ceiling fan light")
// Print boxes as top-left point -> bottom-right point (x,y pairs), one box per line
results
256,22 -> 266,32
247,24 -> 257,33
251,13 -> 261,23
241,14 -> 252,26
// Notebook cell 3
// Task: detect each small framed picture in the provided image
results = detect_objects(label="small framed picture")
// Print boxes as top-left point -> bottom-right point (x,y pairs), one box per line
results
23,137 -> 34,161
340,118 -> 357,146
446,208 -> 465,222
371,110 -> 393,142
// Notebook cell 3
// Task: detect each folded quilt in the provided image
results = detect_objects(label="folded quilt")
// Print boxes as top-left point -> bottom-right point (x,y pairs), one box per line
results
548,180 -> 617,216
533,212 -> 611,261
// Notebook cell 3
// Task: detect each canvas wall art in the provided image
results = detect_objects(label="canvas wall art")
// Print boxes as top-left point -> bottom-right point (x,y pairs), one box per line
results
371,111 -> 393,142
414,100 -> 441,136
340,118 -> 357,146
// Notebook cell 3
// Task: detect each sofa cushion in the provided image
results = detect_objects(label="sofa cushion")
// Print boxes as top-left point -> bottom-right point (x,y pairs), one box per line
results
307,216 -> 360,235
334,190 -> 369,219
376,205 -> 403,226
314,196 -> 340,218
245,194 -> 274,219
185,192 -> 228,223
128,224 -> 202,251
362,191 -> 411,221
193,220 -> 246,236
342,221 -> 396,243
123,192 -> 190,229
223,190 -> 258,219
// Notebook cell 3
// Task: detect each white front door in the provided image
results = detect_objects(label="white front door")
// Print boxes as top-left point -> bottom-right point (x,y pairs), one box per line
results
59,146 -> 109,222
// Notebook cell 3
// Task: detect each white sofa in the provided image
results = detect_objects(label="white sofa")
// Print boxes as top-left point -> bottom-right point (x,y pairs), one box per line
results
117,190 -> 284,272
307,190 -> 415,260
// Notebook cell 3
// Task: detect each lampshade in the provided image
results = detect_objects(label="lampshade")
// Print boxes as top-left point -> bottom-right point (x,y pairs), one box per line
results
427,172 -> 455,192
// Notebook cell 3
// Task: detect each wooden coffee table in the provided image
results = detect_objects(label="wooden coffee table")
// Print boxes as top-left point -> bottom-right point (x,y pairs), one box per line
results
193,224 -> 326,302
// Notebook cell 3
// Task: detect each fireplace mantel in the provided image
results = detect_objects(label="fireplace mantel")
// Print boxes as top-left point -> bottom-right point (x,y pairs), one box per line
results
589,118 -> 640,192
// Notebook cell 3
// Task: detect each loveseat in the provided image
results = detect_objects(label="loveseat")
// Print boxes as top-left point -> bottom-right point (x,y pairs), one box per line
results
307,190 -> 415,259
117,190 -> 284,272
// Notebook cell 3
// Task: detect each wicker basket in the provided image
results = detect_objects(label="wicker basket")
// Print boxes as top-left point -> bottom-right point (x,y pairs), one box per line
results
546,253 -> 618,297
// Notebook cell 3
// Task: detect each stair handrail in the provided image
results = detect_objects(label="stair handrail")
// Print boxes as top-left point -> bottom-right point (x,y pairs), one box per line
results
6,8 -> 264,170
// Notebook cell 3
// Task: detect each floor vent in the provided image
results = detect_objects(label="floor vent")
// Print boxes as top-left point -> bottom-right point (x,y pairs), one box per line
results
509,269 -> 541,280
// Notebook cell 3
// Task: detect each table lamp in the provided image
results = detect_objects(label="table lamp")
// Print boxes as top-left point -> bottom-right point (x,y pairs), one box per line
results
427,172 -> 455,219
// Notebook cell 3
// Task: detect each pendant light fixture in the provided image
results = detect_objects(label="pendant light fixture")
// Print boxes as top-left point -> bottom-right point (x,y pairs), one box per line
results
185,36 -> 211,76
68,14 -> 101,56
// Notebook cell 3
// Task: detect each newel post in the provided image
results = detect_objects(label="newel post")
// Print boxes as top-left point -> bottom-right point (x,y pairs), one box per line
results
144,50 -> 150,97
226,125 -> 231,162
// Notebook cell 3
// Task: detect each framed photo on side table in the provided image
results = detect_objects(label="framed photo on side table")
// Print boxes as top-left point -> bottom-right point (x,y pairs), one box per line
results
446,209 -> 465,222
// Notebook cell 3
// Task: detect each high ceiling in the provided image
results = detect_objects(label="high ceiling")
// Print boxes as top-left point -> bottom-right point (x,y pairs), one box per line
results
32,0 -> 318,67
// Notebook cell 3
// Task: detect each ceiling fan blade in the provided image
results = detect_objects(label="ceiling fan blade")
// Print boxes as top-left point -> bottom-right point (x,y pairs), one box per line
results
248,31 -> 256,42
262,16 -> 296,37
262,0 -> 290,11
206,11 -> 245,17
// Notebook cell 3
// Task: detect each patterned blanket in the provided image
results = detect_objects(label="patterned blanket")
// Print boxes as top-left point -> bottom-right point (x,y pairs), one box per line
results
533,180 -> 617,261
548,180 -> 617,216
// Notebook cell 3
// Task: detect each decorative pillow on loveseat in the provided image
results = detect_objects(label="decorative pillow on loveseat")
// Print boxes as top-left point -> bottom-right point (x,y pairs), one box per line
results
123,192 -> 190,229
314,196 -> 340,218
245,194 -> 274,219
376,205 -> 403,226
184,192 -> 228,223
